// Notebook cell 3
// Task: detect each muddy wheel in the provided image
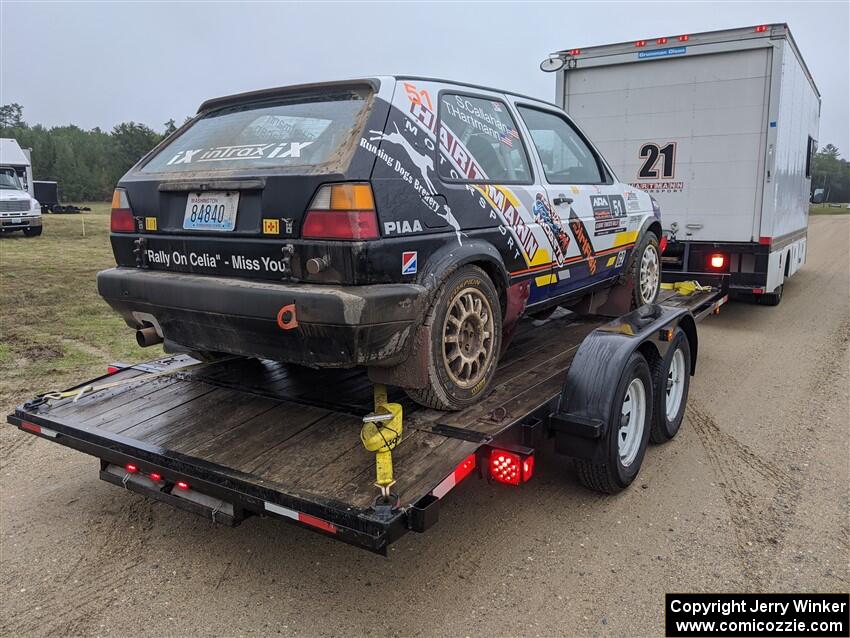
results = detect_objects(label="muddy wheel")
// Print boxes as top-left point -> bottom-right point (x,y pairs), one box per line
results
406,265 -> 502,411
631,232 -> 660,308
575,352 -> 653,493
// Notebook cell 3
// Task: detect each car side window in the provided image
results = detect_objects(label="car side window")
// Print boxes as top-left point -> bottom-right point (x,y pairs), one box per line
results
517,106 -> 603,184
437,93 -> 531,183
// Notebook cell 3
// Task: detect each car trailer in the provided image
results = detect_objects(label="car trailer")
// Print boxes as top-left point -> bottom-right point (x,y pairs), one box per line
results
7,283 -> 726,554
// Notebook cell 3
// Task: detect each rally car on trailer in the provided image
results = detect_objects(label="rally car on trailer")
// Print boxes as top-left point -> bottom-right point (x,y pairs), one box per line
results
98,76 -> 663,410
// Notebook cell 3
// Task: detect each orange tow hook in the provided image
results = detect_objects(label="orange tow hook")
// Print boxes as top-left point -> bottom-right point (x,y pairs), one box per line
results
277,304 -> 298,330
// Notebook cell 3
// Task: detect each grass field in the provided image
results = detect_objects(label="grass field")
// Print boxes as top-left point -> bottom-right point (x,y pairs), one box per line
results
810,203 -> 850,214
0,203 -> 159,409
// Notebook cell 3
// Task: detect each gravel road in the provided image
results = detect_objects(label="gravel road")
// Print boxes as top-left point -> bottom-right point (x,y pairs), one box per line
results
2,215 -> 847,637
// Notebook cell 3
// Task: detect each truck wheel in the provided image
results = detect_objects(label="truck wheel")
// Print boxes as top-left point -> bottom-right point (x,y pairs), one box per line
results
575,352 -> 653,493
23,226 -> 43,237
631,232 -> 660,308
758,284 -> 783,306
406,265 -> 502,411
649,328 -> 691,443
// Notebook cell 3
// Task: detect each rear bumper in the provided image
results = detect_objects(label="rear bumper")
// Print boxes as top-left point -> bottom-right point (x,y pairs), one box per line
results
97,268 -> 427,367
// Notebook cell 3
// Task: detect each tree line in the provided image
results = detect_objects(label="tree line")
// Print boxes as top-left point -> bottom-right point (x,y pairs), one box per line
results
0,103 -> 181,202
2,102 -> 849,203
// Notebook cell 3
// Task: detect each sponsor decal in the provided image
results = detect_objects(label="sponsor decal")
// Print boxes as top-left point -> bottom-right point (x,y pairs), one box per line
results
475,185 -> 539,264
630,181 -> 685,194
262,218 -> 280,235
166,142 -> 312,165
383,219 -> 423,235
532,193 -> 569,264
624,190 -> 641,212
401,251 -> 418,275
591,194 -> 627,236
144,217 -> 157,231
615,249 -> 627,267
567,207 -> 597,275
638,46 -> 686,59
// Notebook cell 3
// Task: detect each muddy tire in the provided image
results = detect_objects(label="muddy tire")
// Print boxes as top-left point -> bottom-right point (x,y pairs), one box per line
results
405,265 -> 502,411
649,328 -> 691,443
575,352 -> 653,493
631,232 -> 661,308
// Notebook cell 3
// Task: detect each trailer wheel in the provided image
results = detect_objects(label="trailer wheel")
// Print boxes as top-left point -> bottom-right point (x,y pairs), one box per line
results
649,328 -> 691,443
758,284 -> 783,306
406,265 -> 502,411
575,351 -> 653,493
631,232 -> 661,308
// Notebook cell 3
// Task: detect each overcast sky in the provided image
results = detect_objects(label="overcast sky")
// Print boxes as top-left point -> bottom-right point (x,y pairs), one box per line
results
2,1 -> 848,152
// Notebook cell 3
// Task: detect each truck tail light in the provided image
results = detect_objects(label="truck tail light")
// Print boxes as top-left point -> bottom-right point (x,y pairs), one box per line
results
110,188 -> 135,232
635,40 -> 647,47
303,183 -> 379,240
754,25 -> 769,33
489,449 -> 534,485
656,37 -> 668,44
677,35 -> 690,42
708,253 -> 727,270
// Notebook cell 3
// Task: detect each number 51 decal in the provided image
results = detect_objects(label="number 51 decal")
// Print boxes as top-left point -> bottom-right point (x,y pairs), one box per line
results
638,142 -> 676,179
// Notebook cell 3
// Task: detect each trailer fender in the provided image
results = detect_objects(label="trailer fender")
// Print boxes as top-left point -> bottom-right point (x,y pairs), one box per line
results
549,303 -> 695,461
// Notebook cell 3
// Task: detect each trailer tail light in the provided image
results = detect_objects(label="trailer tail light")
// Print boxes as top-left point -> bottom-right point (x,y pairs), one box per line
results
755,25 -> 769,33
708,253 -> 727,270
635,40 -> 647,47
176,480 -> 190,490
678,35 -> 690,42
110,188 -> 135,232
568,48 -> 581,56
125,463 -> 139,474
303,183 -> 379,240
489,449 -> 534,485
149,472 -> 162,482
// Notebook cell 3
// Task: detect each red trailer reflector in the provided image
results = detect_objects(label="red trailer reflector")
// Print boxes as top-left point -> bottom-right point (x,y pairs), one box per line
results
489,449 -> 534,486
106,365 -> 121,375
659,236 -> 668,254
431,453 -> 477,498
20,421 -> 58,438
263,501 -> 337,534
759,236 -> 772,246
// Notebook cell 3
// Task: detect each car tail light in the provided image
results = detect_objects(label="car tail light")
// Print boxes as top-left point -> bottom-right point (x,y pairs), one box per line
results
110,188 -> 135,232
489,449 -> 534,485
708,253 -> 727,270
303,183 -> 379,240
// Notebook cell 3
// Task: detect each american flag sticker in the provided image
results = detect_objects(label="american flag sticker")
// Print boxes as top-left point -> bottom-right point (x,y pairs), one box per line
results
402,251 -> 418,275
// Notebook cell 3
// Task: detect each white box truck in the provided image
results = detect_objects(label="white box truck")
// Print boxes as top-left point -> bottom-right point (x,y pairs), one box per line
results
544,24 -> 820,305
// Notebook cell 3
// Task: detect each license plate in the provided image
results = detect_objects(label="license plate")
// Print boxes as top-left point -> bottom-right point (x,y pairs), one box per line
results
183,192 -> 239,231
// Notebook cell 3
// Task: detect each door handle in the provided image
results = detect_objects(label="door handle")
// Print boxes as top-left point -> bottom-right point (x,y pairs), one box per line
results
553,195 -> 573,206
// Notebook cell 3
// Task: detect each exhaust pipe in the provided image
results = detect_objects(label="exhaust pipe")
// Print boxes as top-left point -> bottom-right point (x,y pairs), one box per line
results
136,326 -> 163,347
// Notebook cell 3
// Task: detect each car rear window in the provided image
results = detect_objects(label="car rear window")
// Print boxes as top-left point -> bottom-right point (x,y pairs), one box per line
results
140,88 -> 371,174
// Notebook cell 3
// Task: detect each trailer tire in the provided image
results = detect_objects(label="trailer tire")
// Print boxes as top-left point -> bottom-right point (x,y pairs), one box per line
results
406,265 -> 502,411
631,232 -> 661,308
575,351 -> 653,493
649,328 -> 691,443
758,284 -> 783,306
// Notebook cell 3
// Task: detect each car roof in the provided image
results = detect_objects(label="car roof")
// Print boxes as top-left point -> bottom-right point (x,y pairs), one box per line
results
197,76 -> 561,115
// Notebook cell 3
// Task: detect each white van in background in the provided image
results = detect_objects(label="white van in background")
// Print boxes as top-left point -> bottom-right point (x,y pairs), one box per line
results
0,138 -> 42,236
544,24 -> 820,305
